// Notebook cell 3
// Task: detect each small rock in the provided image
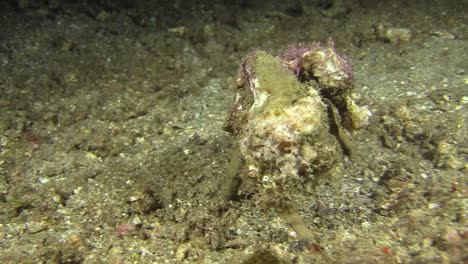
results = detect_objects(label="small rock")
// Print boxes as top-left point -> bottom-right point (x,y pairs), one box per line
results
376,24 -> 412,45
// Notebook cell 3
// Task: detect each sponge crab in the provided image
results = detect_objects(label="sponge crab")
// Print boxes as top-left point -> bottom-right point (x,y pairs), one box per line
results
224,40 -> 371,257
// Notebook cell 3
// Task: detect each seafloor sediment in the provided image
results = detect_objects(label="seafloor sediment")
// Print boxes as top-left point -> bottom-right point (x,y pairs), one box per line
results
0,1 -> 466,263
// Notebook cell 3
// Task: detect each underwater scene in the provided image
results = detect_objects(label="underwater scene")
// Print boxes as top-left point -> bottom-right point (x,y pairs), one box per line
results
0,0 -> 466,263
